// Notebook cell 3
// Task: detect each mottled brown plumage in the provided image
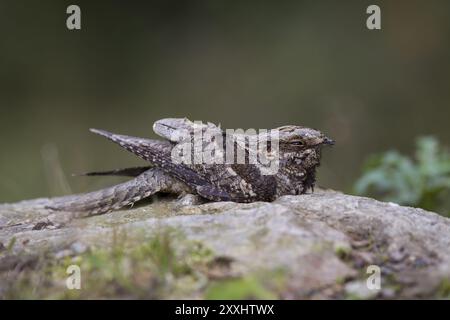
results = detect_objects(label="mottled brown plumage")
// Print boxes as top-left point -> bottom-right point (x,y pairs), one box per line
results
47,118 -> 334,216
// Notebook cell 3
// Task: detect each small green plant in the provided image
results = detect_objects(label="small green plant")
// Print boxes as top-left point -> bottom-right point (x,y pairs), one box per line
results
354,136 -> 450,216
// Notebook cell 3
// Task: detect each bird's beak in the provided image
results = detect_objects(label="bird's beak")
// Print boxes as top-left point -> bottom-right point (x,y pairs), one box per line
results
322,137 -> 335,145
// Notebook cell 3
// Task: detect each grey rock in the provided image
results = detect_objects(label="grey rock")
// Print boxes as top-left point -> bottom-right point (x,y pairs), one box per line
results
1,189 -> 450,298
344,280 -> 379,299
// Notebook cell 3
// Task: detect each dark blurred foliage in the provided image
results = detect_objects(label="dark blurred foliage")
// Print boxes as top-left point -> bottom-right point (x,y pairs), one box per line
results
354,136 -> 450,216
0,0 -> 449,202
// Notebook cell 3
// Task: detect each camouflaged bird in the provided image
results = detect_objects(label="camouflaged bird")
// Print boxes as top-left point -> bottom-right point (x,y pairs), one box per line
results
47,118 -> 334,216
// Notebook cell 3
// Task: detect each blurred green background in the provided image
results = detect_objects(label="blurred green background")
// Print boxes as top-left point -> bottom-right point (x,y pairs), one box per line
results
0,0 -> 449,202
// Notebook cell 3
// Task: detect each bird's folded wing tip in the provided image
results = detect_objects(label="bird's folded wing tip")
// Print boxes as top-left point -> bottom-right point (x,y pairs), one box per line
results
89,128 -> 112,137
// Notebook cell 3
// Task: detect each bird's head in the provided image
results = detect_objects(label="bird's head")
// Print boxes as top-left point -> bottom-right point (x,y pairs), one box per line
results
275,125 -> 335,152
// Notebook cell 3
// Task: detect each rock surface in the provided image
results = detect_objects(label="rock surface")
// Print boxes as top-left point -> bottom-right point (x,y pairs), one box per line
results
1,189 -> 450,299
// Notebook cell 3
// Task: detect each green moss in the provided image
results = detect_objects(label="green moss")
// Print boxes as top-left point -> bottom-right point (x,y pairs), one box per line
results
335,276 -> 345,285
6,237 -> 16,252
0,228 -> 215,299
1,228 -> 289,300
205,270 -> 286,300
345,292 -> 365,300
334,245 -> 352,261
437,278 -> 450,299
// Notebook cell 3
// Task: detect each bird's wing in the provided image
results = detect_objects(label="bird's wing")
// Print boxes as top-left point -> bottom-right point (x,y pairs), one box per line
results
74,166 -> 152,177
89,128 -> 230,197
89,127 -> 275,202
153,118 -> 222,143
152,118 -> 263,163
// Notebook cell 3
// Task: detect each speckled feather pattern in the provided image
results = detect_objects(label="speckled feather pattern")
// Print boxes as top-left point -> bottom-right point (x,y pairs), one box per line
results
47,118 -> 333,217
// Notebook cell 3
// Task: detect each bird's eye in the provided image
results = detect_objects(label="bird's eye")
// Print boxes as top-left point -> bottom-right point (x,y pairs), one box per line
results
291,140 -> 304,146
